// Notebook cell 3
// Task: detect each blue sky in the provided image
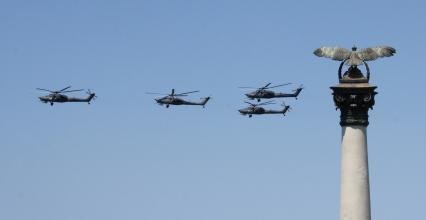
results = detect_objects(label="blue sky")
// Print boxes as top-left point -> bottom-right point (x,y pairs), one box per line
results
1,0 -> 425,220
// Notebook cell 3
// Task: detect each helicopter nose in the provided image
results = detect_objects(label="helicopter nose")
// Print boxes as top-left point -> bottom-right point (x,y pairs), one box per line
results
39,97 -> 47,103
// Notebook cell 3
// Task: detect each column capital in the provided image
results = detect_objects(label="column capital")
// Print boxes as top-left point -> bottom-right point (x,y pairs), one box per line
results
330,83 -> 377,127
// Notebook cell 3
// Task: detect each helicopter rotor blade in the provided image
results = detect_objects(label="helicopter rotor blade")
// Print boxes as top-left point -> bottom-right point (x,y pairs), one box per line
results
61,89 -> 84,93
59,86 -> 72,92
36,88 -> 54,93
175,90 -> 199,96
146,92 -> 169,95
238,86 -> 257,89
258,100 -> 275,106
259,83 -> 272,90
244,101 -> 256,106
266,83 -> 291,89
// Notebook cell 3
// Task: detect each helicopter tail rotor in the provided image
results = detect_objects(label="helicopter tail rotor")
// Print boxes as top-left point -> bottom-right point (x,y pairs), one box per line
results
86,89 -> 97,104
281,102 -> 291,116
292,84 -> 304,99
201,97 -> 211,108
293,84 -> 305,92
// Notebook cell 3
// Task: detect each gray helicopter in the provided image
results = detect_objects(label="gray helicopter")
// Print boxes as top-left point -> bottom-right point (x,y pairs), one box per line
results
238,101 -> 291,118
147,89 -> 210,108
37,86 -> 96,106
240,83 -> 303,102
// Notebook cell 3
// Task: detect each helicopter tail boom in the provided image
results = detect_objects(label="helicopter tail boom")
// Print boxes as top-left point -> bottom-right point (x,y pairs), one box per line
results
66,93 -> 96,103
274,85 -> 303,99
264,105 -> 290,116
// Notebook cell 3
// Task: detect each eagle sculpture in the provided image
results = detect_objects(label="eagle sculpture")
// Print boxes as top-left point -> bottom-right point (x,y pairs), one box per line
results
314,46 -> 396,66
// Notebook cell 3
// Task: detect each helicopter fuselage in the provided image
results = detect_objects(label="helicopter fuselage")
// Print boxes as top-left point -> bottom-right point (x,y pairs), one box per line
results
238,106 -> 266,115
245,88 -> 303,101
245,90 -> 275,99
155,96 -> 210,108
39,94 -> 68,103
238,106 -> 290,117
39,93 -> 96,105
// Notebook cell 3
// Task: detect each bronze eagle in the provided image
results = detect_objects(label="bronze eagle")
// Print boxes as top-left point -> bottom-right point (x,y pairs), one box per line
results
313,46 -> 396,66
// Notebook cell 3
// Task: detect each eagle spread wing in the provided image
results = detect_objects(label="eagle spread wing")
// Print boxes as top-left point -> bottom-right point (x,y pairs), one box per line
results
357,46 -> 396,61
313,47 -> 351,61
314,46 -> 396,65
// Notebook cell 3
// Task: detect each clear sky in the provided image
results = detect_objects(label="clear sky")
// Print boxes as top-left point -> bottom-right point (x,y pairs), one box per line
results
1,0 -> 425,220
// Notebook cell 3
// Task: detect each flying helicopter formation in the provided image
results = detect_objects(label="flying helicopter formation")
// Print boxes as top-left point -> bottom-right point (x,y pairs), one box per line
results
238,83 -> 303,118
36,82 -> 303,118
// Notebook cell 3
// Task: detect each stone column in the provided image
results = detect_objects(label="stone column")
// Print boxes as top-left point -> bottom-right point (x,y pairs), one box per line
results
331,68 -> 377,220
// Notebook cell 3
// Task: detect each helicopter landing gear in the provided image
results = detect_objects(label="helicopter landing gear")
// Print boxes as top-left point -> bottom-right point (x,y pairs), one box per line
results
257,99 -> 261,102
166,105 -> 169,108
249,115 -> 252,118
50,102 -> 54,106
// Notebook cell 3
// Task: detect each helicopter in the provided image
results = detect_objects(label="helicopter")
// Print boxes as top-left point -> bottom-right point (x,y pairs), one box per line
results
239,83 -> 304,102
238,101 -> 291,118
37,86 -> 97,106
146,89 -> 210,108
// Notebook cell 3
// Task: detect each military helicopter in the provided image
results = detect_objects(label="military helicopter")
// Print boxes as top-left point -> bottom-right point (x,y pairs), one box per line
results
37,86 -> 96,106
239,83 -> 304,102
238,101 -> 291,118
146,89 -> 210,108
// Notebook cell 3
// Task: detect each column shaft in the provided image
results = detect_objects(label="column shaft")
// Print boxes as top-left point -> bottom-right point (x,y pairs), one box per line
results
340,126 -> 371,220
